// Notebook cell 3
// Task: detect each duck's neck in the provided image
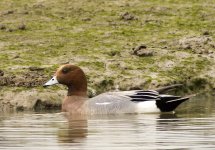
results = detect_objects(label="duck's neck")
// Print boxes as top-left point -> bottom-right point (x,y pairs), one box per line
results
66,69 -> 88,97
67,84 -> 87,97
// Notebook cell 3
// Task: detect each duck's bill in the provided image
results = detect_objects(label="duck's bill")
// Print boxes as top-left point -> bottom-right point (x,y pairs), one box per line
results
43,76 -> 59,87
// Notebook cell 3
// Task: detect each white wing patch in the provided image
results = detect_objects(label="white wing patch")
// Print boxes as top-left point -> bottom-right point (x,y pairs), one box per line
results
136,101 -> 160,113
95,102 -> 111,105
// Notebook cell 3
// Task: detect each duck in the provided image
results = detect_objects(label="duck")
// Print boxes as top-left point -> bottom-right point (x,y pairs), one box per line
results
43,64 -> 191,114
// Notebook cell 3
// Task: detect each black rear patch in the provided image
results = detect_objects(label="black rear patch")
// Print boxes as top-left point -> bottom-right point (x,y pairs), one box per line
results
156,96 -> 189,112
124,90 -> 190,112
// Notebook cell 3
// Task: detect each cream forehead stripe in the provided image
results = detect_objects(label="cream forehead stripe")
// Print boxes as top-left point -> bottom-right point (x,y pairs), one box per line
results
57,65 -> 66,72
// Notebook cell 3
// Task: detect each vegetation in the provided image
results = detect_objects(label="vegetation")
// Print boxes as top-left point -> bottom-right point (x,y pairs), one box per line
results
0,0 -> 215,96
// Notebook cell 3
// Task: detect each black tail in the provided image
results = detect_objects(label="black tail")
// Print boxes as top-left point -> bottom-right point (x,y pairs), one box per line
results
156,95 -> 193,112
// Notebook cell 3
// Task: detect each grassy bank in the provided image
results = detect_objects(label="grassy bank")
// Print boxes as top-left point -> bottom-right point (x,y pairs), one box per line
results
0,0 -> 215,110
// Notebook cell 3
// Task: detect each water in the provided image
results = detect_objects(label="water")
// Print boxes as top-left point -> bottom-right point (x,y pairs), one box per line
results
0,94 -> 215,150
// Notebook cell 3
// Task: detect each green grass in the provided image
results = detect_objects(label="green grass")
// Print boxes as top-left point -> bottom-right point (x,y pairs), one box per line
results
0,0 -> 215,91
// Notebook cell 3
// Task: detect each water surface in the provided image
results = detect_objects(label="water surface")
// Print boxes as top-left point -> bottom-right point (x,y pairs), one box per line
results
0,94 -> 215,149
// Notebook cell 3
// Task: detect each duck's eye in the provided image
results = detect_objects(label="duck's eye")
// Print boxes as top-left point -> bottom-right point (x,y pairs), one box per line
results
62,68 -> 70,74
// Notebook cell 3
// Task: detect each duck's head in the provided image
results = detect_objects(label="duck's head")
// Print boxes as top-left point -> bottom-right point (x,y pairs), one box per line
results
44,64 -> 87,96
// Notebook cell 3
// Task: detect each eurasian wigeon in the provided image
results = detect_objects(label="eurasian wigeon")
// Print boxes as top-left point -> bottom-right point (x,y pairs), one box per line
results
44,64 -> 190,114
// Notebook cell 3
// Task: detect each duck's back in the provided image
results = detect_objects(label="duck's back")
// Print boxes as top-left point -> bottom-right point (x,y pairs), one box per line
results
86,92 -> 136,114
86,91 -> 160,114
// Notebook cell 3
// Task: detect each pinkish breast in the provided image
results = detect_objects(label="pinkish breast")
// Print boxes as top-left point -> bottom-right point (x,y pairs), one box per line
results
62,96 -> 88,114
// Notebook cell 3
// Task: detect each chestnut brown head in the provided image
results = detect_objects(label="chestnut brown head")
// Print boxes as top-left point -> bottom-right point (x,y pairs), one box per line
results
44,64 -> 87,96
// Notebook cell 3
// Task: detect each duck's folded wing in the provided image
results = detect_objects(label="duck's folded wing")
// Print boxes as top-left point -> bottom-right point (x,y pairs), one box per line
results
89,90 -> 160,104
119,90 -> 160,102
87,90 -> 160,114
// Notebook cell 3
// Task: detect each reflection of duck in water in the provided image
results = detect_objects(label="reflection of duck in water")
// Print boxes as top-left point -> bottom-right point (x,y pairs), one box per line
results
44,64 -> 192,115
58,115 -> 88,144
